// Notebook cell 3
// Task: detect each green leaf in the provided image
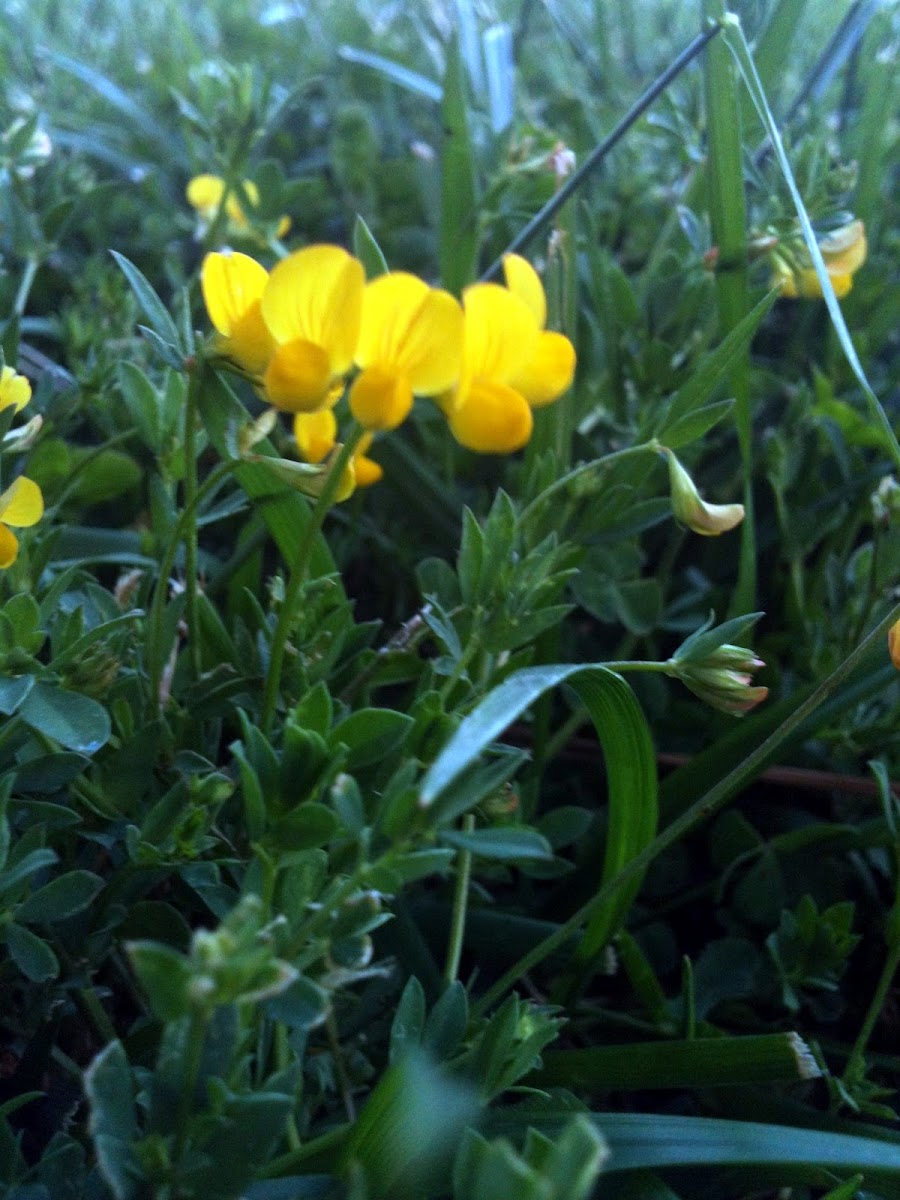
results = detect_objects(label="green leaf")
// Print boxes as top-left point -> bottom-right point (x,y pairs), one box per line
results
20,681 -> 111,754
656,290 -> 776,434
110,251 -> 181,354
390,977 -> 427,1063
420,664 -> 657,984
352,215 -> 389,278
84,1041 -> 140,1200
4,922 -> 59,981
126,941 -> 191,1021
16,870 -> 104,924
0,674 -> 35,714
659,398 -> 735,449
0,848 -> 59,900
265,976 -> 330,1032
118,361 -> 164,453
441,827 -> 552,862
330,709 -> 414,770
341,1050 -> 479,1199
533,1032 -> 820,1090
440,36 -> 479,294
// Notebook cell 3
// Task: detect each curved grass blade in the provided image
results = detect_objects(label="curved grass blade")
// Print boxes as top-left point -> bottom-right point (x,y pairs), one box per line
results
721,13 -> 900,471
420,663 -> 658,988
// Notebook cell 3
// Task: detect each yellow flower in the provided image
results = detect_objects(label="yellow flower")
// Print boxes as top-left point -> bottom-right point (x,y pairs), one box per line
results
0,366 -> 31,413
186,174 -> 290,238
443,255 -> 575,454
348,273 -> 463,431
889,618 -> 900,670
773,219 -> 867,299
0,475 -> 43,568
665,450 -> 744,536
260,245 -> 365,414
293,410 -> 383,488
201,251 -> 274,375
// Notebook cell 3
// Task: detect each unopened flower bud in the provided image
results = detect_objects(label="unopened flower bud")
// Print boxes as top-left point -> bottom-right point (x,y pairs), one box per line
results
2,414 -> 43,452
664,449 -> 744,536
671,637 -> 768,716
237,407 -> 277,455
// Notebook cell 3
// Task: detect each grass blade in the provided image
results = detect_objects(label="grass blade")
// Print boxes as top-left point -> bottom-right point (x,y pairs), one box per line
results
721,12 -> 900,472
439,36 -> 479,294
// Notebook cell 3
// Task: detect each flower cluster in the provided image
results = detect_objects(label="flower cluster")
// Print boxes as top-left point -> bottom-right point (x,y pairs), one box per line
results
771,219 -> 867,300
186,174 -> 291,242
200,245 -> 576,490
0,366 -> 44,568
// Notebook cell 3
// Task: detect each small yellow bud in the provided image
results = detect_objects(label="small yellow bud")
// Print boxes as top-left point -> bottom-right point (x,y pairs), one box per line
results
889,619 -> 900,671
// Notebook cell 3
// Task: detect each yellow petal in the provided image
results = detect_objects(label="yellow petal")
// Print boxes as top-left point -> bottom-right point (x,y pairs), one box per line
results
0,476 -> 43,527
820,219 -> 866,275
511,330 -> 576,408
261,245 -> 364,377
349,365 -> 414,431
446,379 -> 533,454
460,283 -> 539,388
0,524 -> 19,568
186,174 -> 225,215
353,453 -> 383,487
356,274 -> 463,395
0,366 -> 32,413
502,254 -> 546,327
889,618 -> 900,670
294,409 -> 337,463
201,252 -> 273,372
263,340 -> 333,413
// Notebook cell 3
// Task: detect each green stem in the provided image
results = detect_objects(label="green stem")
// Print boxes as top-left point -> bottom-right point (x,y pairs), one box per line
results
260,425 -> 364,735
173,1009 -> 207,1164
472,602 -> 900,1018
444,813 -> 475,985
13,256 -> 39,317
147,460 -> 236,711
261,1124 -> 351,1179
183,364 -> 202,681
439,625 -> 481,705
843,939 -> 900,1088
519,440 -> 661,532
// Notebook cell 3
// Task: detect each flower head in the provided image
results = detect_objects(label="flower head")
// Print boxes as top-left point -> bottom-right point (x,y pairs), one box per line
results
442,255 -> 575,454
772,219 -> 867,299
201,251 -> 274,375
665,449 -> 744,536
0,366 -> 32,414
0,475 -> 43,568
187,174 -> 290,239
294,410 -> 383,489
349,273 -> 463,431
673,642 -> 768,715
260,245 -> 365,413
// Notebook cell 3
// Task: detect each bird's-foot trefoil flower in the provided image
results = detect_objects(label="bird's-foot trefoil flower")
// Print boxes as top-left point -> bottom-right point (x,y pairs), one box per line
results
0,366 -> 32,413
260,245 -> 365,414
665,449 -> 744,536
0,475 -> 43,568
294,410 -> 382,488
441,254 -> 576,454
187,174 -> 291,240
771,218 -> 867,299
201,251 -> 274,375
349,273 -> 463,432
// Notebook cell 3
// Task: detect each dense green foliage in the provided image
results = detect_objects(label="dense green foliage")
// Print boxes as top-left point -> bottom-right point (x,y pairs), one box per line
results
0,1 -> 898,1197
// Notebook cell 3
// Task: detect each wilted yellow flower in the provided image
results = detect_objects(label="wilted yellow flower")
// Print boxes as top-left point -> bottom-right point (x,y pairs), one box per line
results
442,255 -> 575,454
665,450 -> 744,536
889,619 -> 900,670
0,475 -> 43,568
349,273 -> 462,432
186,174 -> 290,238
293,410 -> 383,487
773,219 -> 867,299
201,251 -> 274,375
0,366 -> 32,413
260,245 -> 365,413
